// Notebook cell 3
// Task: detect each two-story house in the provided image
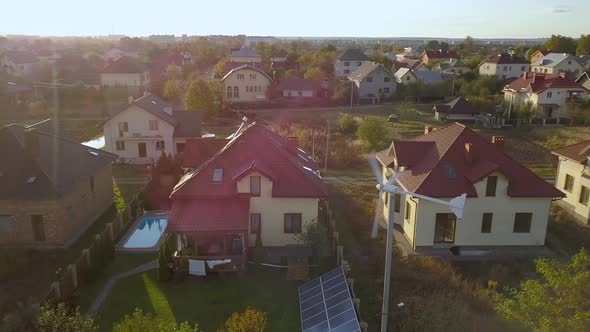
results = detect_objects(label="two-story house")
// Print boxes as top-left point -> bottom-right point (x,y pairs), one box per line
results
435,59 -> 471,76
221,65 -> 272,104
167,122 -> 327,268
421,50 -> 459,65
376,123 -> 563,251
503,72 -> 588,120
552,141 -> 590,224
0,50 -> 39,77
478,53 -> 530,80
103,93 -> 202,164
335,49 -> 371,77
348,62 -> 396,99
393,68 -> 418,85
99,56 -> 150,96
531,53 -> 585,79
0,122 -> 117,247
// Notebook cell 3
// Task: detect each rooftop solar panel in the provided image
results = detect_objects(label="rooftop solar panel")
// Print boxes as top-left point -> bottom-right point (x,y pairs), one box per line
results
298,266 -> 361,332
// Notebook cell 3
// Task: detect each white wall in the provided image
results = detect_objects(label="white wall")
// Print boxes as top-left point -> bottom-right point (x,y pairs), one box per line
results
356,66 -> 397,97
236,172 -> 320,247
335,60 -> 371,77
222,68 -> 271,103
479,62 -> 530,79
555,159 -> 590,221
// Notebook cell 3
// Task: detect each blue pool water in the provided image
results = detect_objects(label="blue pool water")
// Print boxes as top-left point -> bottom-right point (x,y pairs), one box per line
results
123,216 -> 168,249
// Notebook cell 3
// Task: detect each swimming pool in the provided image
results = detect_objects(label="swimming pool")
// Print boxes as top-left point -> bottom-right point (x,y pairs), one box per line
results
123,215 -> 168,249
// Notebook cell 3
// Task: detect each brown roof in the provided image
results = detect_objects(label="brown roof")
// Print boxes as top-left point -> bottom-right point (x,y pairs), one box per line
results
552,140 -> 590,164
100,56 -> 146,74
504,72 -> 587,94
434,97 -> 481,115
483,53 -> 528,65
423,50 -> 459,59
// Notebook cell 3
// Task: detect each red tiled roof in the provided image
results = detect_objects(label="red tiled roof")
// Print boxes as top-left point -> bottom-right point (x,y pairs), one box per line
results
172,123 -> 326,199
100,56 -> 146,73
424,50 -> 459,59
167,197 -> 250,232
377,123 -> 564,198
182,139 -> 230,168
552,140 -> 590,164
504,72 -> 587,94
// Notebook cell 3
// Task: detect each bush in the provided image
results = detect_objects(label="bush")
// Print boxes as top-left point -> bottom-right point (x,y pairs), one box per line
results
36,302 -> 97,332
356,117 -> 388,150
223,307 -> 268,332
113,308 -> 200,332
338,114 -> 357,135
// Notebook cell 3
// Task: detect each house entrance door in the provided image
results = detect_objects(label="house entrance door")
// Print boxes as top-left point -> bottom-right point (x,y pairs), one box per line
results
138,143 -> 147,158
434,213 -> 456,243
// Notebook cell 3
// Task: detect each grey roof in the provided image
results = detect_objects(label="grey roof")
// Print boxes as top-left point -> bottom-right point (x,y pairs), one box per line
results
532,53 -> 582,68
434,97 -> 481,115
338,48 -> 370,61
349,62 -> 391,81
133,93 -> 180,125
230,46 -> 260,58
415,70 -> 444,83
172,111 -> 202,138
0,124 -> 116,199
221,64 -> 272,82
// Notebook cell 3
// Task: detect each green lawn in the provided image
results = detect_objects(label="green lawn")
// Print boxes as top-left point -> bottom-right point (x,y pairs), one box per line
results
94,266 -> 302,332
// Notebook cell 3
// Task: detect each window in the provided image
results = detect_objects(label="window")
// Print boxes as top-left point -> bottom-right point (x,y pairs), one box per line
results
503,66 -> 507,71
384,87 -> 390,93
149,119 -> 158,130
89,176 -> 95,193
568,60 -> 572,65
513,213 -> 532,233
250,213 -> 261,234
246,86 -> 250,92
0,215 -> 16,233
343,69 -> 350,74
237,73 -> 244,80
406,76 -> 411,81
486,176 -> 498,197
115,141 -> 125,151
344,61 -> 350,67
118,122 -> 128,136
212,168 -> 223,182
250,176 -> 261,196
365,77 -> 373,83
405,201 -> 411,221
564,174 -> 574,192
226,86 -> 232,99
233,86 -> 239,98
579,186 -> 589,206
394,194 -> 401,212
546,91 -> 552,98
284,213 -> 302,233
481,213 -> 493,233
384,76 -> 391,82
31,215 -> 45,241
249,74 -> 256,80
521,66 -> 526,71
434,213 -> 456,243
156,140 -> 165,150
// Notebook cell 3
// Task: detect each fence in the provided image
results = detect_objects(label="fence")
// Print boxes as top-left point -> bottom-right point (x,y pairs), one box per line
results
324,201 -> 369,332
39,193 -> 144,305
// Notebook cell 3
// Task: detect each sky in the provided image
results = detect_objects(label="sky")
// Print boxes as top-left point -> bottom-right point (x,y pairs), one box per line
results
2,0 -> 588,39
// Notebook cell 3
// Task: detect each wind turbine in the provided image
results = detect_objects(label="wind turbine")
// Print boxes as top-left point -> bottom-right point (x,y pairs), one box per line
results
369,155 -> 466,332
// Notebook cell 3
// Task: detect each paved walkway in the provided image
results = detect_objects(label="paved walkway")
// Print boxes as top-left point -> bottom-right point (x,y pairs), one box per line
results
87,259 -> 157,316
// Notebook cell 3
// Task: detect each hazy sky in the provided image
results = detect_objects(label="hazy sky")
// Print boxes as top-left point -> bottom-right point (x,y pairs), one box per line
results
2,0 -> 588,38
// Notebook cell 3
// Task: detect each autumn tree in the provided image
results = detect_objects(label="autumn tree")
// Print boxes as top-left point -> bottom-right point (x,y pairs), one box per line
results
163,80 -> 182,101
223,307 -> 267,332
165,65 -> 182,81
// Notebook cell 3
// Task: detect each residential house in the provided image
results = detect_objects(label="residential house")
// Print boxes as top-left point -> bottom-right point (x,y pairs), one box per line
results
392,60 -> 429,73
436,59 -> 471,76
479,53 -> 530,80
0,122 -> 117,247
415,70 -> 448,84
376,123 -> 563,251
531,53 -> 585,78
422,50 -> 459,65
395,47 -> 420,61
335,49 -> 371,77
433,97 -> 481,121
167,122 -> 327,268
103,93 -> 202,164
348,62 -> 397,99
0,50 -> 39,77
277,78 -> 321,98
149,51 -> 187,86
393,68 -> 418,85
104,47 -> 140,61
575,71 -> 590,91
229,46 -> 262,63
552,141 -> 590,224
578,55 -> 590,69
221,65 -> 272,104
530,50 -> 551,64
502,72 -> 588,120
99,56 -> 150,96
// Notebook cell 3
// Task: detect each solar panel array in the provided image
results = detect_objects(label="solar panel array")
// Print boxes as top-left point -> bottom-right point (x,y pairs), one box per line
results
298,266 -> 361,332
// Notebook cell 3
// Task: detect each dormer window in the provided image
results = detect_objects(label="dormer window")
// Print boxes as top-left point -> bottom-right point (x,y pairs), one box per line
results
250,176 -> 261,196
212,168 -> 223,182
486,176 -> 498,197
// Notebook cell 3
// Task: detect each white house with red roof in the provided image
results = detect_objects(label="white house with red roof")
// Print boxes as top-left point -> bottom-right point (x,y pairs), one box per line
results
376,123 -> 563,252
166,122 -> 326,270
552,141 -> 590,224
503,72 -> 588,120
99,56 -> 150,95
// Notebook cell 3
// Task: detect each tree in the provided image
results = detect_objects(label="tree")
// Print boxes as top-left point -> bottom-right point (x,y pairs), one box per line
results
576,34 -> 590,56
165,65 -> 182,81
303,67 -> 325,80
357,117 -> 387,150
495,249 -> 590,332
184,79 -> 217,116
294,220 -> 327,257
338,114 -> 357,135
113,309 -> 200,332
426,40 -> 441,50
462,36 -> 475,56
544,34 -> 577,54
223,307 -> 267,332
331,80 -> 353,105
36,303 -> 97,332
163,80 -> 182,101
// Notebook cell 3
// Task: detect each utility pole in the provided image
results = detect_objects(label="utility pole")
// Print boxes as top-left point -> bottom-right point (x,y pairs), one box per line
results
324,120 -> 330,170
350,80 -> 354,108
311,127 -> 315,158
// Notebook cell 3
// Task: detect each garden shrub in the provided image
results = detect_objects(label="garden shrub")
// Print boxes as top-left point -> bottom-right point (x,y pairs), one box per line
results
223,307 -> 268,332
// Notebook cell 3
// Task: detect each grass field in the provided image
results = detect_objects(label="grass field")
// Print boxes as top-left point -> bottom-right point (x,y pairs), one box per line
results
93,266 -> 302,332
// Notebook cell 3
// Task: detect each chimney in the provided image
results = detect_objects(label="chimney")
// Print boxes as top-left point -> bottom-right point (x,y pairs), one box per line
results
128,96 -> 134,104
424,126 -> 434,134
464,143 -> 477,163
163,107 -> 173,115
492,136 -> 505,150
559,72 -> 566,79
25,128 -> 40,159
287,137 -> 299,154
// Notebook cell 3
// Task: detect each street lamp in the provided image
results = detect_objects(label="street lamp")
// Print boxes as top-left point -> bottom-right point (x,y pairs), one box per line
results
369,156 -> 466,332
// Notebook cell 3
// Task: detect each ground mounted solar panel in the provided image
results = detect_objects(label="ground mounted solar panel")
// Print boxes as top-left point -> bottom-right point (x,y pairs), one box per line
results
298,266 -> 361,332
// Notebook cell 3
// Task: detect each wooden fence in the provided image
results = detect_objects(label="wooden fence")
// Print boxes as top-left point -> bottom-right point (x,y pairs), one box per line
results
39,193 -> 143,304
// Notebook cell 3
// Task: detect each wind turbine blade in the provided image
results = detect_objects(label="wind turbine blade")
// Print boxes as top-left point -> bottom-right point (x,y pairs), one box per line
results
369,154 -> 384,185
386,170 -> 404,185
450,193 -> 467,220
371,192 -> 383,238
